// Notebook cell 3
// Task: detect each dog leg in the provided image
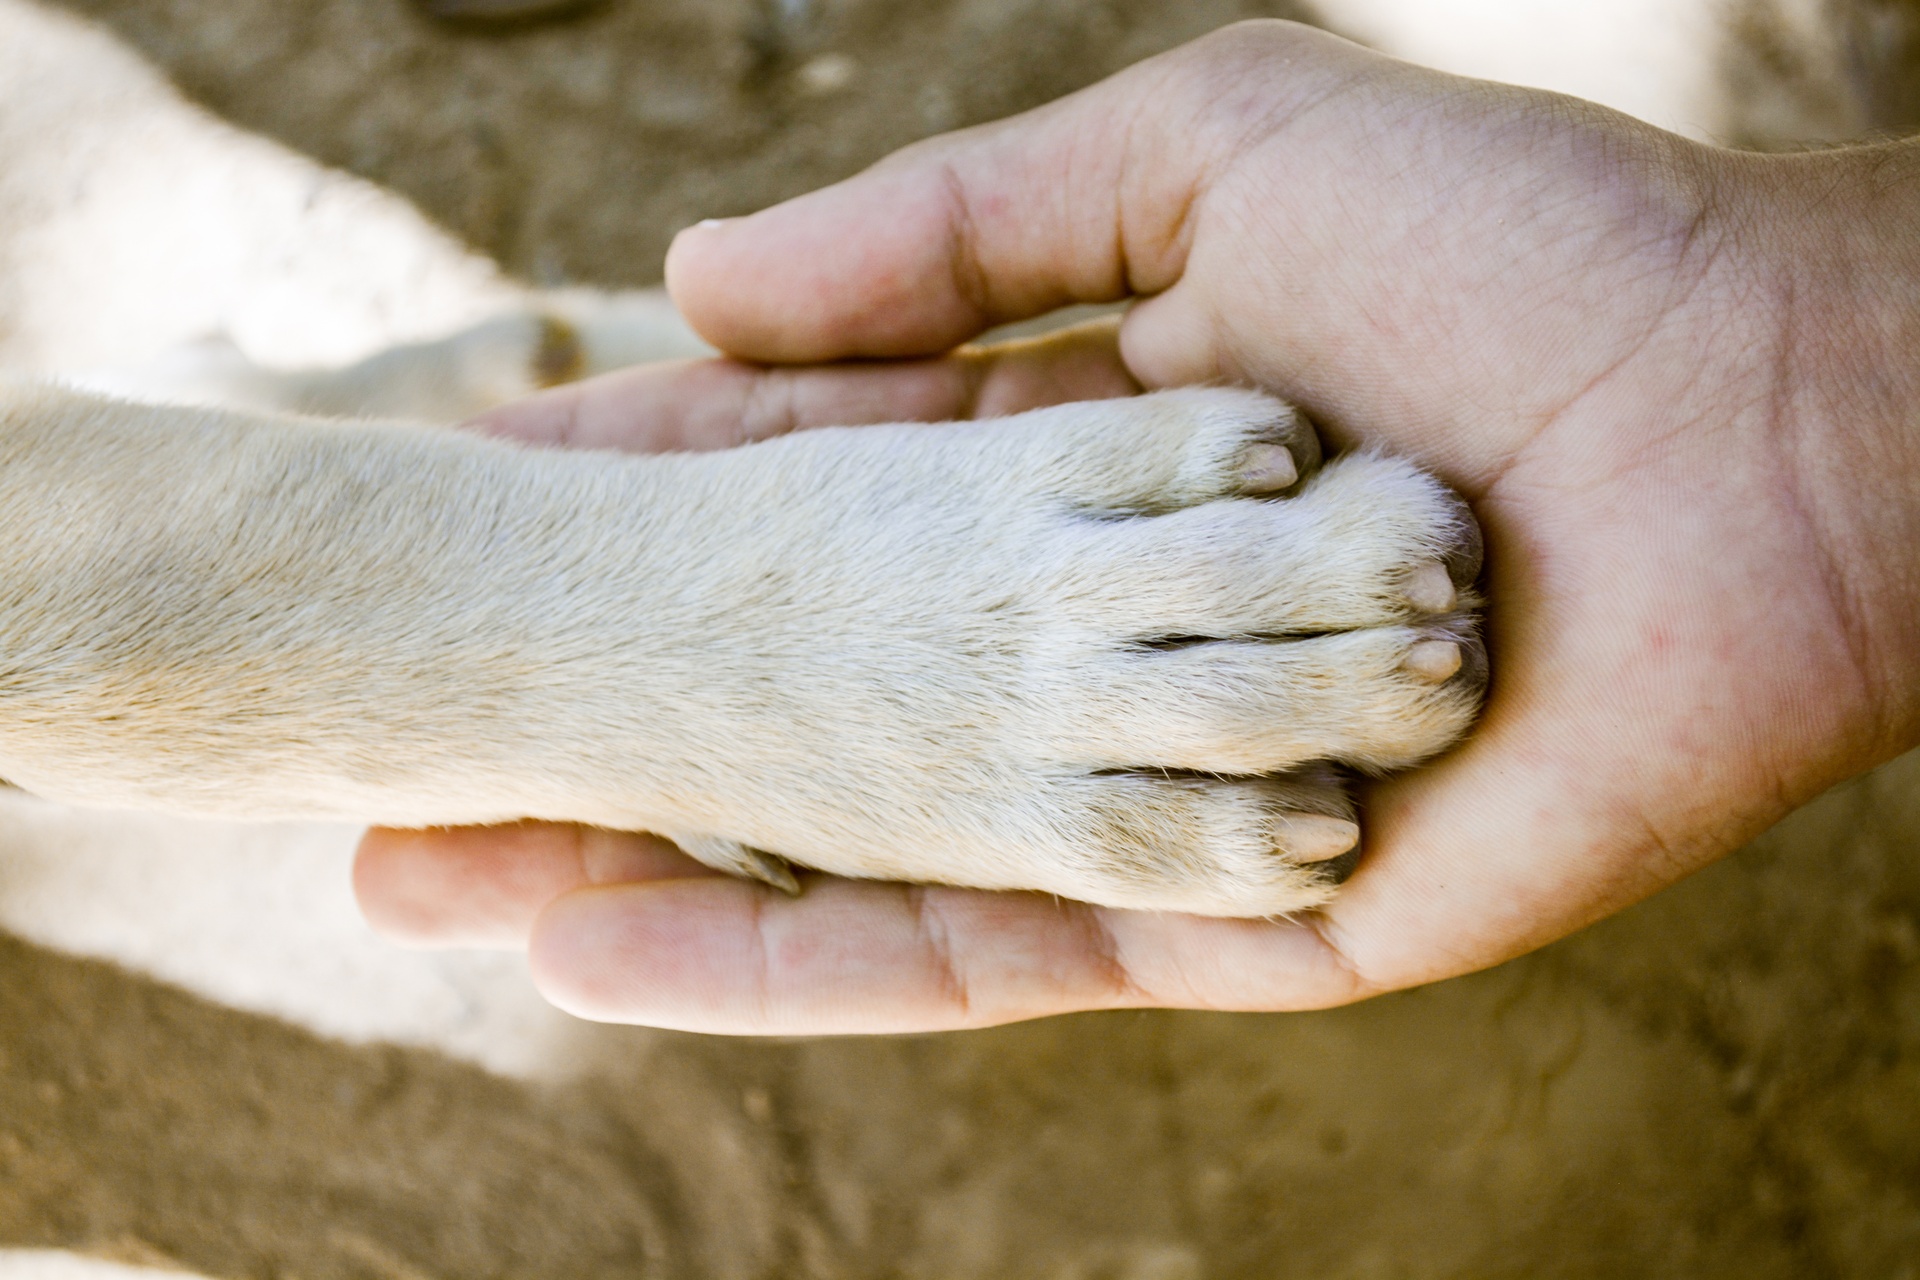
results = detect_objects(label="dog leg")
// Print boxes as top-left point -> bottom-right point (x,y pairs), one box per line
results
0,381 -> 1481,916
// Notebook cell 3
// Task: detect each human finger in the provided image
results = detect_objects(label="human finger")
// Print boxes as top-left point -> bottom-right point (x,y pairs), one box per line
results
352,823 -> 718,948
664,21 -> 1369,363
469,316 -> 1136,453
527,874 -> 1374,1034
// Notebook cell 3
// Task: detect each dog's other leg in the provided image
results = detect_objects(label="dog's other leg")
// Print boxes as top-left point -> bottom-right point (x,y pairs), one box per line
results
75,290 -> 712,424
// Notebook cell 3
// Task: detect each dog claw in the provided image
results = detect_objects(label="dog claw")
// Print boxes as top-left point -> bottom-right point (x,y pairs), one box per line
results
1241,443 -> 1300,494
1404,561 -> 1457,613
1402,639 -> 1463,682
672,834 -> 802,894
1273,814 -> 1361,863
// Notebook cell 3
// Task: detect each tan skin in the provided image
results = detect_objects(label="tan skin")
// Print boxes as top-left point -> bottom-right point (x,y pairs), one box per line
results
353,21 -> 1920,1034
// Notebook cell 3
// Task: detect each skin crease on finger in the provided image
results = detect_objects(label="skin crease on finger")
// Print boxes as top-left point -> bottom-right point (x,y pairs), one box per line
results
356,20 -> 1920,1033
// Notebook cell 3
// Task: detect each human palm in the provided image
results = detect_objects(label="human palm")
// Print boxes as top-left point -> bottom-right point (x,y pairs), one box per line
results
355,21 -> 1920,1032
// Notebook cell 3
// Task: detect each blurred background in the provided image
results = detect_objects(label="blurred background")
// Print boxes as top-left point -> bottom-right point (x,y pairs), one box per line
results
1,2 -> 1918,1277
36,0 -> 1920,286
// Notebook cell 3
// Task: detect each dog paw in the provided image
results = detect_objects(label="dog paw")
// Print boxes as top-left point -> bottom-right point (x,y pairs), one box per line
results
670,387 -> 1483,917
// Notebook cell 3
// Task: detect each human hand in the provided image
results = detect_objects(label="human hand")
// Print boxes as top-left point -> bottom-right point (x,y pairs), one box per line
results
355,20 -> 1920,1032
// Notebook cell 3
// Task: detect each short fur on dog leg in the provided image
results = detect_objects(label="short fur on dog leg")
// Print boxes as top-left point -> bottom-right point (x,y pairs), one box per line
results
0,381 -> 1482,917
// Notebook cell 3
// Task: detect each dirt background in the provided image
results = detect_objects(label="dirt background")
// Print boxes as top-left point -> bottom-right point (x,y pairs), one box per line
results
40,0 -> 1321,287
3,1 -> 1920,1276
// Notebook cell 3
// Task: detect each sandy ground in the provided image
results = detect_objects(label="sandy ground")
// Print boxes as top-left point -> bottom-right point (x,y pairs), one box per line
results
2,1 -> 1919,1276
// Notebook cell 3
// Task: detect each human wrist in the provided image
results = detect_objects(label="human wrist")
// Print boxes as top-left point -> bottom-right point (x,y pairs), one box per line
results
1723,140 -> 1920,762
